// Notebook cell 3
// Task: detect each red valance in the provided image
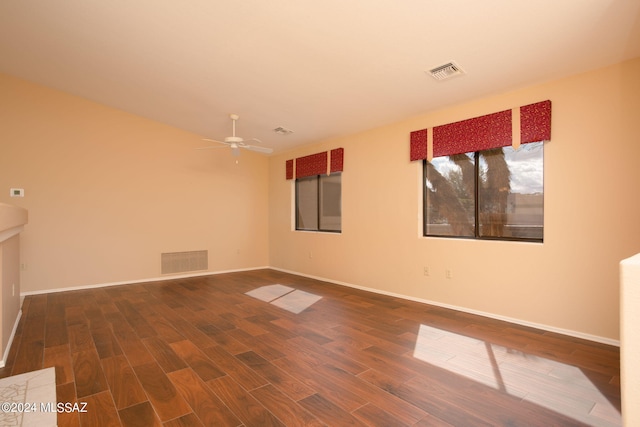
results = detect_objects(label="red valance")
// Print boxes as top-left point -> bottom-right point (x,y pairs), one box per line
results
285,159 -> 294,180
520,100 -> 551,143
410,100 -> 551,161
410,129 -> 428,161
330,148 -> 344,173
285,148 -> 344,180
434,109 -> 512,158
296,152 -> 327,179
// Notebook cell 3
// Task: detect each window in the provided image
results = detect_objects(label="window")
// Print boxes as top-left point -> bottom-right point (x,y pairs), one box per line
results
296,173 -> 341,232
424,142 -> 543,242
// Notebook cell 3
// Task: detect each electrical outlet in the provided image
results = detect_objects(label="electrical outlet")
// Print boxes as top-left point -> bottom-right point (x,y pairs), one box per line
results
308,251 -> 313,259
446,269 -> 453,279
423,266 -> 430,276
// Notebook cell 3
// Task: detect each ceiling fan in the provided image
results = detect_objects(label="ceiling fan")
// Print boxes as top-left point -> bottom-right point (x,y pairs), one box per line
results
197,114 -> 273,156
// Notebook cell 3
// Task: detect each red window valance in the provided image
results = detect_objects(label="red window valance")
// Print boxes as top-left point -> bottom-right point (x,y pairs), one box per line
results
520,100 -> 552,143
410,100 -> 551,161
330,148 -> 344,173
285,148 -> 344,180
409,129 -> 428,161
434,109 -> 512,158
296,152 -> 327,179
285,159 -> 294,180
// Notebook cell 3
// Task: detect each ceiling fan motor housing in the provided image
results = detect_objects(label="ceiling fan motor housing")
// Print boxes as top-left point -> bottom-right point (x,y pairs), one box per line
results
225,136 -> 243,143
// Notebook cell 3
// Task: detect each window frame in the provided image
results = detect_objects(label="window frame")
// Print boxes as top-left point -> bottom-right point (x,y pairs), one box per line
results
295,172 -> 342,233
423,145 -> 543,243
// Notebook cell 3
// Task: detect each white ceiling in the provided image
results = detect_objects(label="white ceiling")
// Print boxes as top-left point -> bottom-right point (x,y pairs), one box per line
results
1,1 -> 639,153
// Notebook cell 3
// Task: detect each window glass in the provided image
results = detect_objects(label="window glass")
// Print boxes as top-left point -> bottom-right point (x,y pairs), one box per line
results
425,154 -> 475,237
296,176 -> 319,230
296,173 -> 341,232
479,143 -> 543,240
425,142 -> 543,242
319,174 -> 342,231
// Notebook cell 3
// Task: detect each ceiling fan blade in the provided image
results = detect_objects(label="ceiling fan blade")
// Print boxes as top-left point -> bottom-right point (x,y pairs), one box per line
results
195,146 -> 227,150
197,137 -> 231,149
201,138 -> 226,144
243,145 -> 274,154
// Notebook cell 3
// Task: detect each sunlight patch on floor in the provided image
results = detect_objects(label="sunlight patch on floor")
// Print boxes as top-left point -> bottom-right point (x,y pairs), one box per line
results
246,284 -> 323,314
412,325 -> 620,427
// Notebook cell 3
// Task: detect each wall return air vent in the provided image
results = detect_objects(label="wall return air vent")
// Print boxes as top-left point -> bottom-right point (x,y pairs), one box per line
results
161,250 -> 208,275
427,61 -> 465,81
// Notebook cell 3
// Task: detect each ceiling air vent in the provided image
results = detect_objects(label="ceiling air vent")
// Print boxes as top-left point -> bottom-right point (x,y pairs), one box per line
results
427,62 -> 465,81
273,126 -> 294,135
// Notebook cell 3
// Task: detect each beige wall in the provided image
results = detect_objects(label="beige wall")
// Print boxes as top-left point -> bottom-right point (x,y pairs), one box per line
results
2,58 -> 638,342
0,73 -> 270,293
268,57 -> 640,342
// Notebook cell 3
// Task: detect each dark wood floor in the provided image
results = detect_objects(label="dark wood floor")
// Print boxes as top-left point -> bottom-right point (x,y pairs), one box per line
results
1,269 -> 621,426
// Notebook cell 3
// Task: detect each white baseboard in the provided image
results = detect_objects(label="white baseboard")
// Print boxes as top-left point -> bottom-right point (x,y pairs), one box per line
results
20,266 -> 270,297
270,267 -> 621,347
18,265 -> 619,347
1,309 -> 22,368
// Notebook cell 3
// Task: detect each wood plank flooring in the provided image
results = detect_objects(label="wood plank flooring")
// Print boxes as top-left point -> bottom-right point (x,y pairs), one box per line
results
0,269 -> 621,426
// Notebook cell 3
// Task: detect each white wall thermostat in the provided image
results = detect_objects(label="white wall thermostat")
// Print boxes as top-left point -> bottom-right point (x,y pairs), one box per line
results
10,188 -> 25,197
